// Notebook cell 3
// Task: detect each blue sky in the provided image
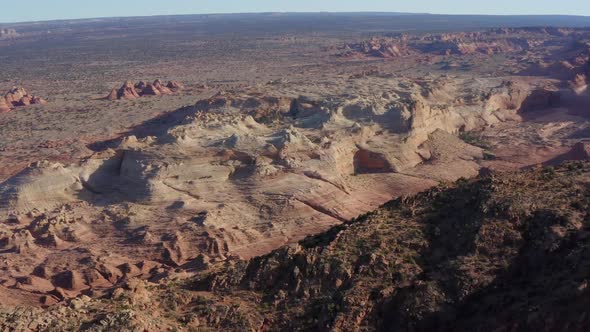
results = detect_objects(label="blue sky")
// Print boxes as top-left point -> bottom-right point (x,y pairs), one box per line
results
1,0 -> 589,23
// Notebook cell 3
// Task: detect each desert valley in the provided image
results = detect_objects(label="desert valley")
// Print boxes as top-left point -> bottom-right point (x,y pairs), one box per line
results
1,12 -> 590,331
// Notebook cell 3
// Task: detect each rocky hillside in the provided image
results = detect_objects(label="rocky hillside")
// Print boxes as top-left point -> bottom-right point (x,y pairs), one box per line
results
3,161 -> 589,331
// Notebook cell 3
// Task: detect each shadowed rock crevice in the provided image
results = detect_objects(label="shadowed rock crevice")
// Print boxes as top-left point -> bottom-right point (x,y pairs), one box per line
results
353,149 -> 395,174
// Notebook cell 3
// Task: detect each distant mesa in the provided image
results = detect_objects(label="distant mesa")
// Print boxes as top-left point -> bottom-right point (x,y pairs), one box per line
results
0,86 -> 47,113
106,79 -> 184,100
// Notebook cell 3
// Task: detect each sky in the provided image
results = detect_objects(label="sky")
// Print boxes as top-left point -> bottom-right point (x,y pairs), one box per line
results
1,0 -> 590,23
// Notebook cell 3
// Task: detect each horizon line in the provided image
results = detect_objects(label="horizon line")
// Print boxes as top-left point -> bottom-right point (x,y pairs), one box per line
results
2,11 -> 590,25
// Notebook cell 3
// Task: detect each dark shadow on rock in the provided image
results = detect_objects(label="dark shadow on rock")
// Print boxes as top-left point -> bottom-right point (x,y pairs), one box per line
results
380,181 -> 590,331
87,105 -> 197,152
518,89 -> 561,121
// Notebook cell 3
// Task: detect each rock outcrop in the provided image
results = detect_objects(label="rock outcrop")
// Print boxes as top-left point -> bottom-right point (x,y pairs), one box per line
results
0,87 -> 47,113
141,79 -> 173,96
166,81 -> 184,90
0,97 -> 10,113
4,87 -> 28,105
106,79 -> 182,100
108,81 -> 141,100
3,163 -> 590,331
342,36 -> 414,58
341,28 -> 589,59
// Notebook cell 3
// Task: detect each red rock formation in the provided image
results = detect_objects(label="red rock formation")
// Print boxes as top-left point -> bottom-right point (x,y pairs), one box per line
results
51,270 -> 87,292
1,87 -> 47,112
0,97 -> 10,113
31,96 -> 47,105
546,142 -> 590,165
106,89 -> 118,101
166,81 -> 184,90
107,79 -> 180,99
141,84 -> 162,96
4,87 -> 28,105
342,29 -> 545,59
134,81 -> 147,91
16,96 -> 31,106
141,79 -> 173,96
152,79 -> 173,94
14,276 -> 54,294
343,37 -> 414,58
117,81 -> 141,99
353,149 -> 394,173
